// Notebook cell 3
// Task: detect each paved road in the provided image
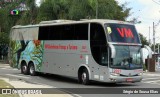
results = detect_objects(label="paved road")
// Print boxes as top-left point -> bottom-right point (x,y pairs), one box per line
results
0,64 -> 160,97
143,73 -> 160,85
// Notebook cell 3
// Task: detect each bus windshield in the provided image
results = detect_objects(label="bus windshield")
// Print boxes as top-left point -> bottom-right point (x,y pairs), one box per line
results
104,23 -> 140,43
110,45 -> 142,69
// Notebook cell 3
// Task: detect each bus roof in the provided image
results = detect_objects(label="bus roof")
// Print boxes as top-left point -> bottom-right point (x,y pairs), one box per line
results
12,19 -> 134,28
12,24 -> 39,29
39,19 -> 134,26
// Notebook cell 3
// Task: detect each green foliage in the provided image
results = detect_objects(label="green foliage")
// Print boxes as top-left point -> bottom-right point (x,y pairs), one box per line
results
0,0 -> 22,33
143,64 -> 147,71
0,32 -> 9,45
139,33 -> 149,46
37,0 -> 131,21
68,0 -> 93,20
17,0 -> 38,25
36,0 -> 70,22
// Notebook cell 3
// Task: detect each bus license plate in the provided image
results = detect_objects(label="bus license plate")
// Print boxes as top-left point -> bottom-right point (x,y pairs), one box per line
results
126,78 -> 133,82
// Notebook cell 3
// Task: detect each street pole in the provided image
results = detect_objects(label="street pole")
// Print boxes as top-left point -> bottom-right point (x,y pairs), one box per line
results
153,22 -> 155,54
149,26 -> 151,45
96,0 -> 98,19
158,44 -> 160,54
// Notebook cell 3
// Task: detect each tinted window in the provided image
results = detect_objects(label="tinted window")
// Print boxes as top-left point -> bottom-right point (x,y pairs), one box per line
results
62,25 -> 75,40
50,25 -> 63,40
39,26 -> 50,40
105,24 -> 140,43
38,24 -> 88,40
75,24 -> 88,40
90,23 -> 108,66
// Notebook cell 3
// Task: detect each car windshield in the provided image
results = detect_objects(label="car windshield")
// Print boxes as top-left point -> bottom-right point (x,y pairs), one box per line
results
110,45 -> 142,69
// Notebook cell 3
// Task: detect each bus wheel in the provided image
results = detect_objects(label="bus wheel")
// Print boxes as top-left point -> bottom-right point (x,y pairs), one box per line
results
81,69 -> 90,85
21,62 -> 29,75
29,63 -> 36,76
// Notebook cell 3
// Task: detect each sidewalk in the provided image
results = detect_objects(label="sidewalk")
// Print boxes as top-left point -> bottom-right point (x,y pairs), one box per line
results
0,63 -> 73,97
143,68 -> 160,76
0,63 -> 11,68
0,77 -> 73,97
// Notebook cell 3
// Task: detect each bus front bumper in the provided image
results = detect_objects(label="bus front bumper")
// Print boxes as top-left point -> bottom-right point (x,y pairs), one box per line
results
109,75 -> 143,83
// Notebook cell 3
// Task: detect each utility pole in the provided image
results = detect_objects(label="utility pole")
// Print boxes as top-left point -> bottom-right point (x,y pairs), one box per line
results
153,22 -> 156,54
149,26 -> 151,45
158,44 -> 159,54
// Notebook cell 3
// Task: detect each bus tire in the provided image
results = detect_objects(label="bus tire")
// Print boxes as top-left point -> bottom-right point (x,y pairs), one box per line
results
81,69 -> 90,85
29,62 -> 37,76
21,62 -> 29,75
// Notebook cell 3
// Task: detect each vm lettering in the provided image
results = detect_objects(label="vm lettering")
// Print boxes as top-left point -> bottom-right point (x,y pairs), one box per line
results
117,28 -> 134,38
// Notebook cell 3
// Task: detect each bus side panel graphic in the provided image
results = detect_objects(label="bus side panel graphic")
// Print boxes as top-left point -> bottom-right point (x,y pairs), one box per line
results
10,40 -> 44,72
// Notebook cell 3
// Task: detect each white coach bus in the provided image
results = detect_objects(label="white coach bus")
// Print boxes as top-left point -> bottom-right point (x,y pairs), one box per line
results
9,19 -> 152,85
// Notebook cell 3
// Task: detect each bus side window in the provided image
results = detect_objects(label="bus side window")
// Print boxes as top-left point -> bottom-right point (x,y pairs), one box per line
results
90,23 -> 108,66
39,24 -> 88,40
75,24 -> 88,40
50,25 -> 62,40
39,26 -> 50,40
62,25 -> 75,40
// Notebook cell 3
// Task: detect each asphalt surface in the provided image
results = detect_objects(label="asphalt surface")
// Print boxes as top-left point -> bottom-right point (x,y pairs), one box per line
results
1,63 -> 160,97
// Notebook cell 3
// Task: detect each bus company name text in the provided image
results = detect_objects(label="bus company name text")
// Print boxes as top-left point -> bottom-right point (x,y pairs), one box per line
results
45,44 -> 78,50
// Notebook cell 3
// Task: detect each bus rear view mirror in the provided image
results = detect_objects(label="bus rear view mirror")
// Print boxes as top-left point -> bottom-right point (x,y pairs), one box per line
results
109,44 -> 116,58
144,45 -> 152,58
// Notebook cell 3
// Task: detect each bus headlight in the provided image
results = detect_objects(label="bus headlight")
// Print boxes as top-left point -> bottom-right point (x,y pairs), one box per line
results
110,72 -> 120,76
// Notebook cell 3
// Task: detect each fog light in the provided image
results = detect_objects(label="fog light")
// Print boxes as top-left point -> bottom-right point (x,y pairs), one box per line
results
109,78 -> 116,82
110,78 -> 113,81
110,73 -> 119,76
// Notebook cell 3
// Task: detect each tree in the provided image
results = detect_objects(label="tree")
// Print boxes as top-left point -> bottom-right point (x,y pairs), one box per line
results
68,0 -> 131,20
0,32 -> 9,60
37,0 -> 59,22
37,0 -> 71,22
68,0 -> 93,20
0,32 -> 9,45
16,0 -> 38,25
37,0 -> 131,21
139,33 -> 149,46
0,0 -> 23,33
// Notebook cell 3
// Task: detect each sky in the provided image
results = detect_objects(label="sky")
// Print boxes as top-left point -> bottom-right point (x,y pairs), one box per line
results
116,0 -> 160,44
36,0 -> 41,6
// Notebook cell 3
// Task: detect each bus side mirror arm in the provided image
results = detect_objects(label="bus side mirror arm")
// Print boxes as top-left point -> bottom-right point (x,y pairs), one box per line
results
109,44 -> 116,58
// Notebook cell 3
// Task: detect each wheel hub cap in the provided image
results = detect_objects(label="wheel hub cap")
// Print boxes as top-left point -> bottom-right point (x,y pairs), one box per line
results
82,73 -> 86,82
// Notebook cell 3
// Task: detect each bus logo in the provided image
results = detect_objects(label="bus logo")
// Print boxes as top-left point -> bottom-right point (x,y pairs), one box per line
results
113,69 -> 121,74
117,28 -> 134,38
129,73 -> 131,76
